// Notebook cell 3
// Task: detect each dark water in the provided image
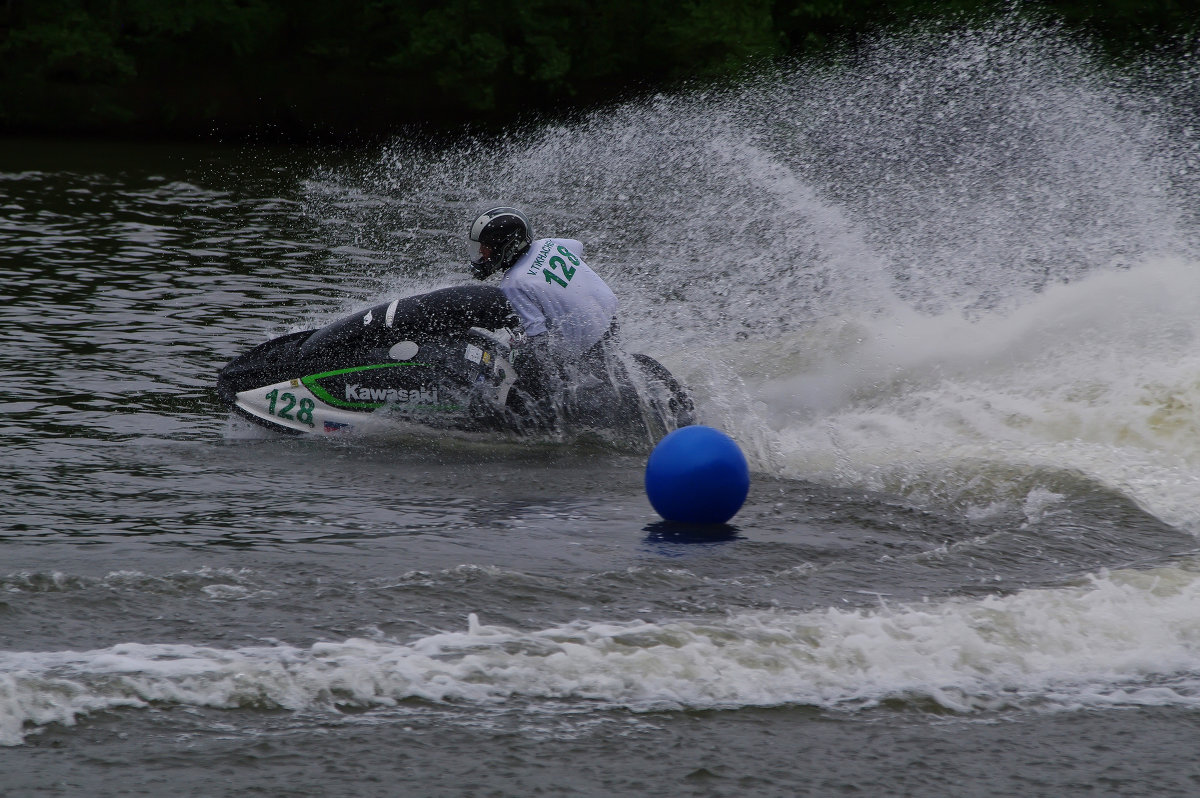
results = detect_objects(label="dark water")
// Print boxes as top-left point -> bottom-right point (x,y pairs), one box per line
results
6,20 -> 1200,797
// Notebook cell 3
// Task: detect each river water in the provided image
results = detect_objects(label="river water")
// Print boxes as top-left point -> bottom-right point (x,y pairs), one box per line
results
5,19 -> 1200,797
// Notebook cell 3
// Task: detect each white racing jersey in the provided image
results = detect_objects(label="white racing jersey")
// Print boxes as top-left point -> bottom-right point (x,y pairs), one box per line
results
498,238 -> 618,355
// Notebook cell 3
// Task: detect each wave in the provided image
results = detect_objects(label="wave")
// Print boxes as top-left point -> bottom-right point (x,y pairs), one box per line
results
7,561 -> 1200,745
300,18 -> 1200,526
751,257 -> 1200,529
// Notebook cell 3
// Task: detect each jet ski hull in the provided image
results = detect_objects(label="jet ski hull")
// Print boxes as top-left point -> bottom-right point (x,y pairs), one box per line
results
216,286 -> 693,442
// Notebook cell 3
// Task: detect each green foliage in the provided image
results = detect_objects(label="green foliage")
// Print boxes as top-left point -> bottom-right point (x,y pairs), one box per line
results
0,9 -> 133,84
380,0 -> 511,111
0,0 -> 1195,139
661,0 -> 784,76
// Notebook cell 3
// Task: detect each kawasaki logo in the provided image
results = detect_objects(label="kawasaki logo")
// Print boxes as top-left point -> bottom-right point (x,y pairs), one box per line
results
345,384 -> 439,404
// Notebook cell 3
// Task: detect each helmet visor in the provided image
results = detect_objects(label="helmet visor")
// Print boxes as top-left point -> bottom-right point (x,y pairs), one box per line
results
467,238 -> 491,267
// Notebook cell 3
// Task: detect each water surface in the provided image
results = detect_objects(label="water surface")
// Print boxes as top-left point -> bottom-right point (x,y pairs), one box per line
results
5,20 -> 1200,796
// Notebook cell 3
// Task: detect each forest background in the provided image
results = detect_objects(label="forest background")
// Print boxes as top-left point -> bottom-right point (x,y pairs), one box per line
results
1,0 -> 1195,142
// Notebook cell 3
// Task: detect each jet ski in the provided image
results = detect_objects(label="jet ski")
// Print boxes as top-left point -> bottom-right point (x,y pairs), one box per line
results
216,285 -> 694,443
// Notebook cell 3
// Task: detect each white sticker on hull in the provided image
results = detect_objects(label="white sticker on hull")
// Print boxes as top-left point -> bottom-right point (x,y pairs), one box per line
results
389,340 -> 419,360
236,381 -> 377,435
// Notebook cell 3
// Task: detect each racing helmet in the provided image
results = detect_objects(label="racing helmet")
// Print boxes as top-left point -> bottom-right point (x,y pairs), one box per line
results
468,207 -> 532,279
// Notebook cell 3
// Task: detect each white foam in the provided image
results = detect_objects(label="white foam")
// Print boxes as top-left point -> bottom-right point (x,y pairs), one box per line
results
300,19 -> 1200,528
755,258 -> 1200,530
7,564 -> 1200,744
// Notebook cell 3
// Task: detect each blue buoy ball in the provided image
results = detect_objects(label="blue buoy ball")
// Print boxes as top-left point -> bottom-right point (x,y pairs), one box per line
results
645,425 -> 750,524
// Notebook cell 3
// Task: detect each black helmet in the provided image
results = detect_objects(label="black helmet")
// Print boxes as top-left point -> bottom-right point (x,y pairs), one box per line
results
468,207 -> 532,279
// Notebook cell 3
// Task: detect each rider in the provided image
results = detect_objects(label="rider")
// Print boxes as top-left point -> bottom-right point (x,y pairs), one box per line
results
467,207 -> 619,398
